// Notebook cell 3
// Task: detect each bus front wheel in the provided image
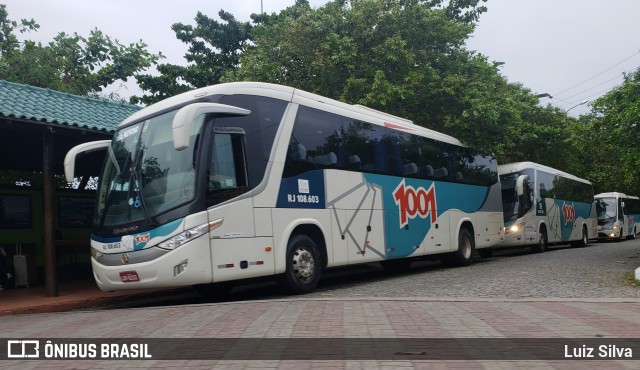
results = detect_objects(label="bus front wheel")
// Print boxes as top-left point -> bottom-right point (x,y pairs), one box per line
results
282,234 -> 322,294
532,228 -> 547,253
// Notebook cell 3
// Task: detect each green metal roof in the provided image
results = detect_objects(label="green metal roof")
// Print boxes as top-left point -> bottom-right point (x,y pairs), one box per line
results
0,80 -> 141,132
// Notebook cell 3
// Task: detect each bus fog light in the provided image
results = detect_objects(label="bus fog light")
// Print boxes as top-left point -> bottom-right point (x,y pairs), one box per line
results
91,248 -> 103,259
174,260 -> 188,277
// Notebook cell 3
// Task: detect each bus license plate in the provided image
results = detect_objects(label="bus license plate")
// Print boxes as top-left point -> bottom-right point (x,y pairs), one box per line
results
120,271 -> 139,282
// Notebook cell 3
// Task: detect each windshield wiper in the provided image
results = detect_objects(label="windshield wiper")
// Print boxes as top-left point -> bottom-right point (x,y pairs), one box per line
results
127,142 -> 156,228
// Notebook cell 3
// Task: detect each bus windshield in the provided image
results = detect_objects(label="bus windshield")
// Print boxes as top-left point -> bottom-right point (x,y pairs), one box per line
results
596,197 -> 617,225
95,110 -> 204,229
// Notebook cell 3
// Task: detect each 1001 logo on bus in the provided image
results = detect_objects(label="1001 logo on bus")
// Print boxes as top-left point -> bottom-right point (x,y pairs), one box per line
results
562,202 -> 576,226
392,180 -> 437,228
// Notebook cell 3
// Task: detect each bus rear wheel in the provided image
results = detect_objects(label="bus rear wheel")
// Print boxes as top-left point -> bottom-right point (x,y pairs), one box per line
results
572,226 -> 589,248
444,227 -> 474,267
282,234 -> 322,294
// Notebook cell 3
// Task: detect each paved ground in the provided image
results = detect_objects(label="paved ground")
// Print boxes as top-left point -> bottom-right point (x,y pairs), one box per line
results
304,240 -> 640,300
0,239 -> 639,368
2,297 -> 640,368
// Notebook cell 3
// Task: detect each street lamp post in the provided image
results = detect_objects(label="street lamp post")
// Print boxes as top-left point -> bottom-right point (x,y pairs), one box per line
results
567,100 -> 588,113
534,93 -> 553,99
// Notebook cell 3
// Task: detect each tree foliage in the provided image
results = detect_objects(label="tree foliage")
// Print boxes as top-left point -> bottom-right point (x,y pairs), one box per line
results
132,10 -> 251,105
7,1 -> 638,196
222,0 -> 577,165
575,69 -> 640,195
137,0 -> 586,178
0,4 -> 162,99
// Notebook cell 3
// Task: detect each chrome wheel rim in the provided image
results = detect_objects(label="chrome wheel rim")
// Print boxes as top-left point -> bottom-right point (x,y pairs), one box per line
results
292,247 -> 315,282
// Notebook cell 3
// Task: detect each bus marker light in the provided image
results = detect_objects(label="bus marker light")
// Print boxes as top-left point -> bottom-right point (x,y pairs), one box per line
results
174,260 -> 188,277
209,218 -> 224,230
265,246 -> 272,252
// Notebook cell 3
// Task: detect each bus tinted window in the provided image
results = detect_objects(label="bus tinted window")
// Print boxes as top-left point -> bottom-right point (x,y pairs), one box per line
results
625,198 -> 640,214
284,106 -> 497,187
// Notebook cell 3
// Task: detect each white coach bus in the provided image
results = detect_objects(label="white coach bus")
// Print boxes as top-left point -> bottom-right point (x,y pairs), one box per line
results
595,192 -> 640,240
497,162 -> 597,253
65,82 -> 504,294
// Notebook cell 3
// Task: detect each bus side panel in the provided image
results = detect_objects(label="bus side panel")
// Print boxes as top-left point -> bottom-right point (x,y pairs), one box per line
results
542,198 -> 562,244
628,212 -> 639,237
421,211 -> 450,255
271,208 -> 332,275
473,211 -> 504,249
208,198 -> 276,282
329,208 -> 349,267
540,198 -> 594,243
479,183 -> 506,247
346,195 -> 386,264
324,171 -> 388,264
210,237 -> 275,283
208,198 -> 256,239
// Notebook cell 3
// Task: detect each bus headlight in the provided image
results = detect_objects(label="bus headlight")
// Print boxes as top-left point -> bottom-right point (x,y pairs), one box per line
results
506,222 -> 523,234
90,248 -> 103,259
158,218 -> 223,251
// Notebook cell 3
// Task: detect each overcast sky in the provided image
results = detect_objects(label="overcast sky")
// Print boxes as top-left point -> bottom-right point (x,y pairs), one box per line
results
4,0 -> 640,117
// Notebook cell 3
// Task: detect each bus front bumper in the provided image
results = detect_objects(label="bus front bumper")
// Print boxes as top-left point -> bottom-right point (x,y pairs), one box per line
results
91,237 -> 213,291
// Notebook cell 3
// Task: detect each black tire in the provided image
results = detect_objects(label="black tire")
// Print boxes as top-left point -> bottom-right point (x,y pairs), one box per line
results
478,248 -> 493,258
572,226 -> 589,248
532,228 -> 547,253
281,234 -> 322,294
444,228 -> 475,267
380,258 -> 412,273
619,228 -> 625,241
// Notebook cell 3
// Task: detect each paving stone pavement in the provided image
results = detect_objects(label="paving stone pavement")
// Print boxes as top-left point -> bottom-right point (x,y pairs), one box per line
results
1,239 -> 639,368
2,297 -> 640,368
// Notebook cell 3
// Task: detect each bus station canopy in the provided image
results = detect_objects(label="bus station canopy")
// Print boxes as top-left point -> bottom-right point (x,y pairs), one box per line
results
0,79 -> 139,175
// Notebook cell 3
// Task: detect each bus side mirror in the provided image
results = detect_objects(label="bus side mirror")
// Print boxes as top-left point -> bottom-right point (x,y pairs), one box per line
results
172,103 -> 250,151
64,140 -> 111,182
515,175 -> 529,197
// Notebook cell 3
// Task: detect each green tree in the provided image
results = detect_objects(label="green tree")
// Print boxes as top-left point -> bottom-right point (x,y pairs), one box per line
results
0,4 -> 162,99
0,3 -> 38,56
133,10 -> 252,105
577,69 -> 640,195
224,0 -> 547,154
132,0 -> 577,173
